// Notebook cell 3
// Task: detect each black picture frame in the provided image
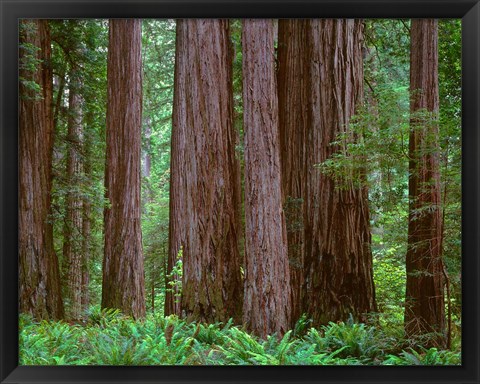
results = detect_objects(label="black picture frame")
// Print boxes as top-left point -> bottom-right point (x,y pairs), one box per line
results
1,0 -> 479,383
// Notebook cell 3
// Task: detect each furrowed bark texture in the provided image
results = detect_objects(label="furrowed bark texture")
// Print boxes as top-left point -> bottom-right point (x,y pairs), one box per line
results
167,19 -> 243,323
102,19 -> 145,319
405,19 -> 445,348
19,20 -> 64,320
303,19 -> 376,326
63,82 -> 83,320
242,19 -> 291,338
277,19 -> 309,326
81,113 -> 94,314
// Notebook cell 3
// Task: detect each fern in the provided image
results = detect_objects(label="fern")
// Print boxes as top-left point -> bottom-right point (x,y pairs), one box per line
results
19,310 -> 461,366
216,327 -> 266,364
321,319 -> 384,360
383,347 -> 461,366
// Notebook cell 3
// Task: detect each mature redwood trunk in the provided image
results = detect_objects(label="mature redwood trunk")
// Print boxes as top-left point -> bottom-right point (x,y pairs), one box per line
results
63,81 -> 83,320
277,19 -> 309,326
166,19 -> 243,323
302,19 -> 376,326
405,19 -> 445,348
19,20 -> 64,320
102,19 -> 145,319
242,19 -> 291,338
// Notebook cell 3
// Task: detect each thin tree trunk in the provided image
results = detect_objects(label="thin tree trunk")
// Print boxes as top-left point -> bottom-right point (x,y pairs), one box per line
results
19,19 -> 64,320
81,198 -> 90,315
167,19 -> 243,323
102,19 -> 145,319
151,266 -> 155,314
242,19 -> 291,338
81,112 -> 93,315
142,118 -> 152,179
63,80 -> 84,320
303,19 -> 376,326
53,74 -> 65,130
405,18 -> 445,348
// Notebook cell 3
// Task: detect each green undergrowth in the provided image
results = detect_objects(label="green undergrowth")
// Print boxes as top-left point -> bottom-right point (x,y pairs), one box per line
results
19,308 -> 461,366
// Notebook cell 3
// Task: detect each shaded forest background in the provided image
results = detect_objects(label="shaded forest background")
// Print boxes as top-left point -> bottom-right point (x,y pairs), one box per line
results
18,18 -> 461,365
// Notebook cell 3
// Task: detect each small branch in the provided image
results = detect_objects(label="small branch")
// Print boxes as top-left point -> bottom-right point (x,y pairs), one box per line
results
399,19 -> 411,34
442,262 -> 452,350
364,76 -> 377,99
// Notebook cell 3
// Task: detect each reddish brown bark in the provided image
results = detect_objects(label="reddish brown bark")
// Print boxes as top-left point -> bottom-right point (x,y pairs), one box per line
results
242,19 -> 291,338
405,19 -> 445,348
302,19 -> 376,326
102,19 -> 145,319
63,81 -> 83,320
166,19 -> 243,323
81,113 -> 93,314
277,19 -> 309,326
19,19 -> 64,320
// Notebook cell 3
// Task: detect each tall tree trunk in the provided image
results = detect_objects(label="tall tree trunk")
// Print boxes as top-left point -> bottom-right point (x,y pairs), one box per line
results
102,19 -> 145,319
142,118 -> 152,179
150,261 -> 155,314
303,19 -> 376,326
166,19 -> 243,323
81,195 -> 91,315
63,80 -> 83,320
81,112 -> 94,315
405,19 -> 445,348
19,20 -> 64,320
242,19 -> 291,338
277,19 -> 310,326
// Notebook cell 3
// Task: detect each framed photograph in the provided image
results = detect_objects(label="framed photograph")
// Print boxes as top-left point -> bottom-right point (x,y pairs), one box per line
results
1,0 -> 479,383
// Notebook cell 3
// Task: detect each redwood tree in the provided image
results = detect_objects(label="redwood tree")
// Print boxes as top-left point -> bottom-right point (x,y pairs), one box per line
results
242,19 -> 291,338
102,19 -> 145,319
166,19 -> 243,323
63,78 -> 84,320
277,19 -> 309,325
19,19 -> 64,320
81,121 -> 92,314
404,19 -> 446,348
301,19 -> 376,326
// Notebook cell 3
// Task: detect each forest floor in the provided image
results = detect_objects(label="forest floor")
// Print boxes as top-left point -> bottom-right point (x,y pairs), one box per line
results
19,307 -> 461,366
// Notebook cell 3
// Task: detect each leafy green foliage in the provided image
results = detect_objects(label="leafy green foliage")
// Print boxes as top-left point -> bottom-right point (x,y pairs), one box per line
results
49,19 -> 109,309
383,347 -> 461,366
292,313 -> 312,338
142,197 -> 169,314
141,20 -> 176,315
438,20 -> 462,343
19,21 -> 44,101
166,247 -> 183,304
320,318 -> 384,360
19,311 -> 460,366
372,245 -> 406,322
